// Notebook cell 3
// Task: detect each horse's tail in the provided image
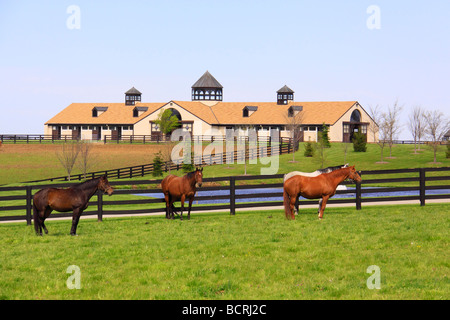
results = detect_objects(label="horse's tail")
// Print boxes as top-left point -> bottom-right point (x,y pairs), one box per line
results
283,187 -> 292,220
32,194 -> 40,234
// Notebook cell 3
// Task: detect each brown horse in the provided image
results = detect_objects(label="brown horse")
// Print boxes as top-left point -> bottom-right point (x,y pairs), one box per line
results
161,168 -> 203,220
33,175 -> 114,236
283,166 -> 361,220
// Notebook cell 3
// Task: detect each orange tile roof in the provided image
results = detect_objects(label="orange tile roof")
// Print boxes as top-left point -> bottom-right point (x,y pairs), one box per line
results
46,100 -> 357,126
45,102 -> 164,125
174,101 -> 357,125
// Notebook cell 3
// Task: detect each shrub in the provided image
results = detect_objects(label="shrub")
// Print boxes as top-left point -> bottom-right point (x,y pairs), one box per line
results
152,151 -> 164,177
304,141 -> 315,157
182,152 -> 195,172
446,143 -> 450,159
352,132 -> 367,152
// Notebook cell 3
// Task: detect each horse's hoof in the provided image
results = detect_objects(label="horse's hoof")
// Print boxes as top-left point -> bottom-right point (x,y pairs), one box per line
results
70,233 -> 78,236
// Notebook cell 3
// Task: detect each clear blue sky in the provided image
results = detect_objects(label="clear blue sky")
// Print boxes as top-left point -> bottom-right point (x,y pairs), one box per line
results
1,0 -> 449,139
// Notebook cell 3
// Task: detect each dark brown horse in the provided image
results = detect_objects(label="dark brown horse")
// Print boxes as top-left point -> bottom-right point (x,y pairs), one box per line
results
161,168 -> 203,220
33,175 -> 114,235
283,166 -> 361,220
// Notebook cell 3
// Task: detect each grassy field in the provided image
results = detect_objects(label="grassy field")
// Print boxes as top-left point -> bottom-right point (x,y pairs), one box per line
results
0,141 -> 449,185
0,204 -> 448,300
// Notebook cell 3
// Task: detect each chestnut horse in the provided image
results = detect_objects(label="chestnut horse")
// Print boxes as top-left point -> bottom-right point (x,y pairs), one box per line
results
283,166 -> 361,220
161,168 -> 203,220
33,175 -> 114,236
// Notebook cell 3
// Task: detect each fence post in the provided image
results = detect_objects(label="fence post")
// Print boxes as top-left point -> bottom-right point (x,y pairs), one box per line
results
26,186 -> 32,226
230,176 -> 236,215
356,171 -> 362,210
419,168 -> 426,206
97,190 -> 103,222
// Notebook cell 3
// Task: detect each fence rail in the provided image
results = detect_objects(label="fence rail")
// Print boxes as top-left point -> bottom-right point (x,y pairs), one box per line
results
1,134 -> 448,145
1,167 -> 449,225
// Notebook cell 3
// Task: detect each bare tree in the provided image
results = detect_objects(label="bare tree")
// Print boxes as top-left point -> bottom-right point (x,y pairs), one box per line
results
408,106 -> 426,153
384,100 -> 403,158
56,141 -> 81,181
76,141 -> 96,179
424,110 -> 449,163
368,105 -> 381,144
376,114 -> 390,163
369,104 -> 387,163
284,107 -> 304,163
341,142 -> 351,163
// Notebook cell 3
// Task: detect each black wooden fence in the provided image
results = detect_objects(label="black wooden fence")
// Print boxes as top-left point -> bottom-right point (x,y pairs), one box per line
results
1,167 -> 449,225
25,138 -> 293,183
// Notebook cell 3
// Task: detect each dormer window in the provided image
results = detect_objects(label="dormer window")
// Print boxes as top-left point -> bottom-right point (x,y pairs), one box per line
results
92,106 -> 108,117
288,105 -> 303,117
243,106 -> 258,117
133,106 -> 148,117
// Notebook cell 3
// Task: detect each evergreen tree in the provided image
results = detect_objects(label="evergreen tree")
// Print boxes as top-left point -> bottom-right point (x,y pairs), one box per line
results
352,132 -> 367,152
320,123 -> 331,148
152,151 -> 164,177
304,141 -> 315,157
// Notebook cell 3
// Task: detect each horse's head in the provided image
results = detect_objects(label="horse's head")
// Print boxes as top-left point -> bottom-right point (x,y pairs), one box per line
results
348,166 -> 362,183
194,167 -> 203,188
99,175 -> 114,196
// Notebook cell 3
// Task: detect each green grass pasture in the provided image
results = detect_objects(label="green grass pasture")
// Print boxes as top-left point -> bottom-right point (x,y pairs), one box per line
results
0,204 -> 448,300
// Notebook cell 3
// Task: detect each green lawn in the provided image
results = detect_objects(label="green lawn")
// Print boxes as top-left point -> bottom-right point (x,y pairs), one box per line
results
1,142 -> 449,186
0,204 -> 448,300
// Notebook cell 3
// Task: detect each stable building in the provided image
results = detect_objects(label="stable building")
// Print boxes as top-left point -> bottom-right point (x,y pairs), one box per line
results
45,71 -> 377,143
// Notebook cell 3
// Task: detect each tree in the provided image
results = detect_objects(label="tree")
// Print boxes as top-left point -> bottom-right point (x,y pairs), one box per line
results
424,110 -> 449,163
152,151 -> 164,177
341,142 -> 351,163
369,104 -> 387,163
76,140 -> 96,179
314,136 -> 328,168
384,101 -> 403,158
319,123 -> 331,148
377,113 -> 390,163
284,107 -> 304,162
408,106 -> 426,153
352,132 -> 367,152
154,109 -> 180,140
56,141 -> 81,181
304,141 -> 314,157
368,105 -> 381,145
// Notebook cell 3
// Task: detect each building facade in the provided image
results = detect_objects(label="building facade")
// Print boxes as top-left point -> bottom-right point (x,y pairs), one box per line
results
45,71 -> 378,143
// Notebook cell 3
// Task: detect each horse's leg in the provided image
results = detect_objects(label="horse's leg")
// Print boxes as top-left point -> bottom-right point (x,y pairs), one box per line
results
33,204 -> 43,236
187,197 -> 194,220
295,196 -> 300,215
289,194 -> 297,220
179,195 -> 186,221
41,207 -> 52,234
164,193 -> 170,219
318,196 -> 329,220
70,208 -> 82,236
317,199 -> 323,215
171,204 -> 180,217
169,198 -> 176,220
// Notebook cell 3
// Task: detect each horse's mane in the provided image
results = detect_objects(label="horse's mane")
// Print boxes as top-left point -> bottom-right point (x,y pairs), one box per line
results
184,171 -> 196,180
326,166 -> 350,177
71,176 -> 102,189
316,164 -> 348,174
284,164 -> 348,182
